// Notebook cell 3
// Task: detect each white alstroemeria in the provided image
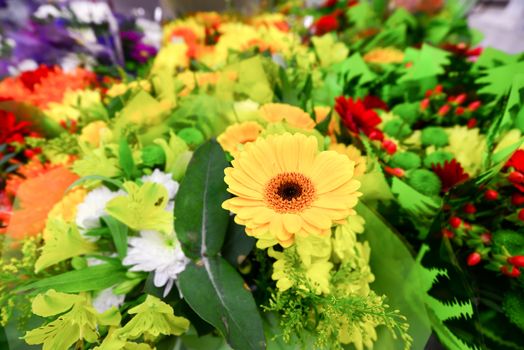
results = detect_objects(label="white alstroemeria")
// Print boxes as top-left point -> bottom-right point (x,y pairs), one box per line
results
69,1 -> 112,24
76,186 -> 123,232
92,287 -> 125,313
123,230 -> 189,297
7,59 -> 38,76
61,53 -> 95,72
141,169 -> 179,201
34,5 -> 63,19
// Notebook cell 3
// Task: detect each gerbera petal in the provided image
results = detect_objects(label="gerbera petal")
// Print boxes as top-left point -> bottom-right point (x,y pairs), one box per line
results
282,213 -> 302,233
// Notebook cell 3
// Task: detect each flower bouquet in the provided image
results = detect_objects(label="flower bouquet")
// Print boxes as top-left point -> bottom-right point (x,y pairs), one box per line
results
1,1 -> 524,350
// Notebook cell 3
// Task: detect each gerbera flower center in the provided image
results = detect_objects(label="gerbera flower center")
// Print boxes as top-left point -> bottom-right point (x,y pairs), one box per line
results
264,172 -> 316,213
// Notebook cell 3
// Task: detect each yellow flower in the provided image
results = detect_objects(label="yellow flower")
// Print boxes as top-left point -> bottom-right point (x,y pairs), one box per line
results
45,188 -> 87,239
444,126 -> 486,176
151,43 -> 189,76
79,121 -> 112,147
259,103 -> 316,130
222,133 -> 361,247
217,121 -> 264,158
46,90 -> 103,122
106,80 -> 151,98
329,143 -> 367,178
363,47 -> 405,64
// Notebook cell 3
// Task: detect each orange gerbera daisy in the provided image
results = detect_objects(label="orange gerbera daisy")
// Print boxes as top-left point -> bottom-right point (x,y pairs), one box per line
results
259,103 -> 316,130
222,133 -> 361,247
217,121 -> 263,157
363,47 -> 405,64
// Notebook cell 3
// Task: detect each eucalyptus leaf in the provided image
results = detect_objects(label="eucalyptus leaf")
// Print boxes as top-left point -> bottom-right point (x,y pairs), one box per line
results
179,258 -> 266,350
174,139 -> 230,260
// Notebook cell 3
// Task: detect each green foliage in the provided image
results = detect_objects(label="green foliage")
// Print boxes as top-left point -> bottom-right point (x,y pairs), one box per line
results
141,144 -> 166,167
493,230 -> 524,255
154,132 -> 191,181
101,216 -> 128,260
106,181 -> 172,234
312,34 -> 349,68
73,145 -> 121,178
16,262 -> 128,294
346,2 -> 379,31
476,62 -> 524,101
119,138 -> 139,180
329,53 -> 376,87
179,258 -> 266,350
391,103 -> 420,125
423,151 -> 454,168
503,290 -> 524,332
399,44 -> 451,83
174,140 -> 230,259
0,101 -> 63,137
178,127 -> 205,148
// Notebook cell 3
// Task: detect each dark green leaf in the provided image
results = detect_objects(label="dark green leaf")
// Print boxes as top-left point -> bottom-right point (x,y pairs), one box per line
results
16,263 -> 128,293
0,325 -> 8,350
221,217 -> 255,267
175,140 -> 230,260
101,216 -> 128,260
119,138 -> 138,179
179,257 -> 266,350
66,175 -> 124,193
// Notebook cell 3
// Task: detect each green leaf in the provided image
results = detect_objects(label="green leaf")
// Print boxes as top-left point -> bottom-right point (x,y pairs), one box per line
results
35,218 -> 97,273
16,263 -> 128,293
330,53 -> 376,87
0,325 -> 9,350
312,34 -> 349,68
472,47 -> 520,71
391,177 -> 441,217
179,257 -> 266,350
102,216 -> 129,260
174,139 -> 230,260
477,62 -> 524,100
106,181 -> 173,234
119,138 -> 138,180
67,175 -> 124,193
399,45 -> 451,83
346,3 -> 378,30
221,217 -> 255,268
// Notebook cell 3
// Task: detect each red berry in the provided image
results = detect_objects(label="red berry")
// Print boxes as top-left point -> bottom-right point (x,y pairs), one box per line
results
382,140 -> 397,155
480,232 -> 492,244
508,256 -> 524,268
509,171 -> 524,184
23,149 -> 35,158
442,228 -> 454,238
434,84 -> 443,94
467,118 -> 477,128
512,193 -> 524,206
468,100 -> 481,112
455,106 -> 465,115
449,216 -> 462,228
467,252 -> 481,266
518,208 -> 524,221
501,265 -> 521,278
454,93 -> 467,105
405,62 -> 413,68
437,104 -> 451,117
424,89 -> 433,98
484,189 -> 499,201
463,203 -> 476,214
368,130 -> 384,141
420,98 -> 430,111
384,166 -> 405,178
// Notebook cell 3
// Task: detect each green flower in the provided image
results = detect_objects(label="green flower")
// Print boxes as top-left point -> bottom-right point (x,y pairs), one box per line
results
407,169 -> 441,196
177,127 -> 205,148
421,127 -> 448,147
390,152 -> 421,170
383,119 -> 412,139
423,150 -> 454,168
141,145 -> 166,167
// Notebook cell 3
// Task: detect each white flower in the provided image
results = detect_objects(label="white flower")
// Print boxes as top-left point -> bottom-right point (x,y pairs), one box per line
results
123,230 -> 189,297
136,18 -> 162,49
61,53 -> 95,72
92,287 -> 125,313
69,1 -> 112,24
76,186 -> 123,231
141,169 -> 179,200
34,5 -> 63,19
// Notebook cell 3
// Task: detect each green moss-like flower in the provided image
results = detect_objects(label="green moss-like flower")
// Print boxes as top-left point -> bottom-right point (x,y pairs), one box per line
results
141,145 -> 165,167
391,103 -> 420,125
390,152 -> 421,170
383,119 -> 412,139
407,169 -> 442,196
421,127 -> 449,147
423,150 -> 454,168
503,291 -> 524,332
493,230 -> 524,255
177,128 -> 205,148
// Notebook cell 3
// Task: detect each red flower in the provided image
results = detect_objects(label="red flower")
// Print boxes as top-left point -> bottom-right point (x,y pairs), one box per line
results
0,111 -> 32,144
312,14 -> 339,35
507,150 -> 524,173
335,96 -> 383,140
363,95 -> 389,111
431,159 -> 469,192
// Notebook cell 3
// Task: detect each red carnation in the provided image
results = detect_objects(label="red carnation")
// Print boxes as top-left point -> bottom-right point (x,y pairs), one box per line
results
363,95 -> 389,111
312,14 -> 339,35
507,150 -> 524,173
335,96 -> 383,140
431,159 -> 469,192
0,111 -> 33,145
